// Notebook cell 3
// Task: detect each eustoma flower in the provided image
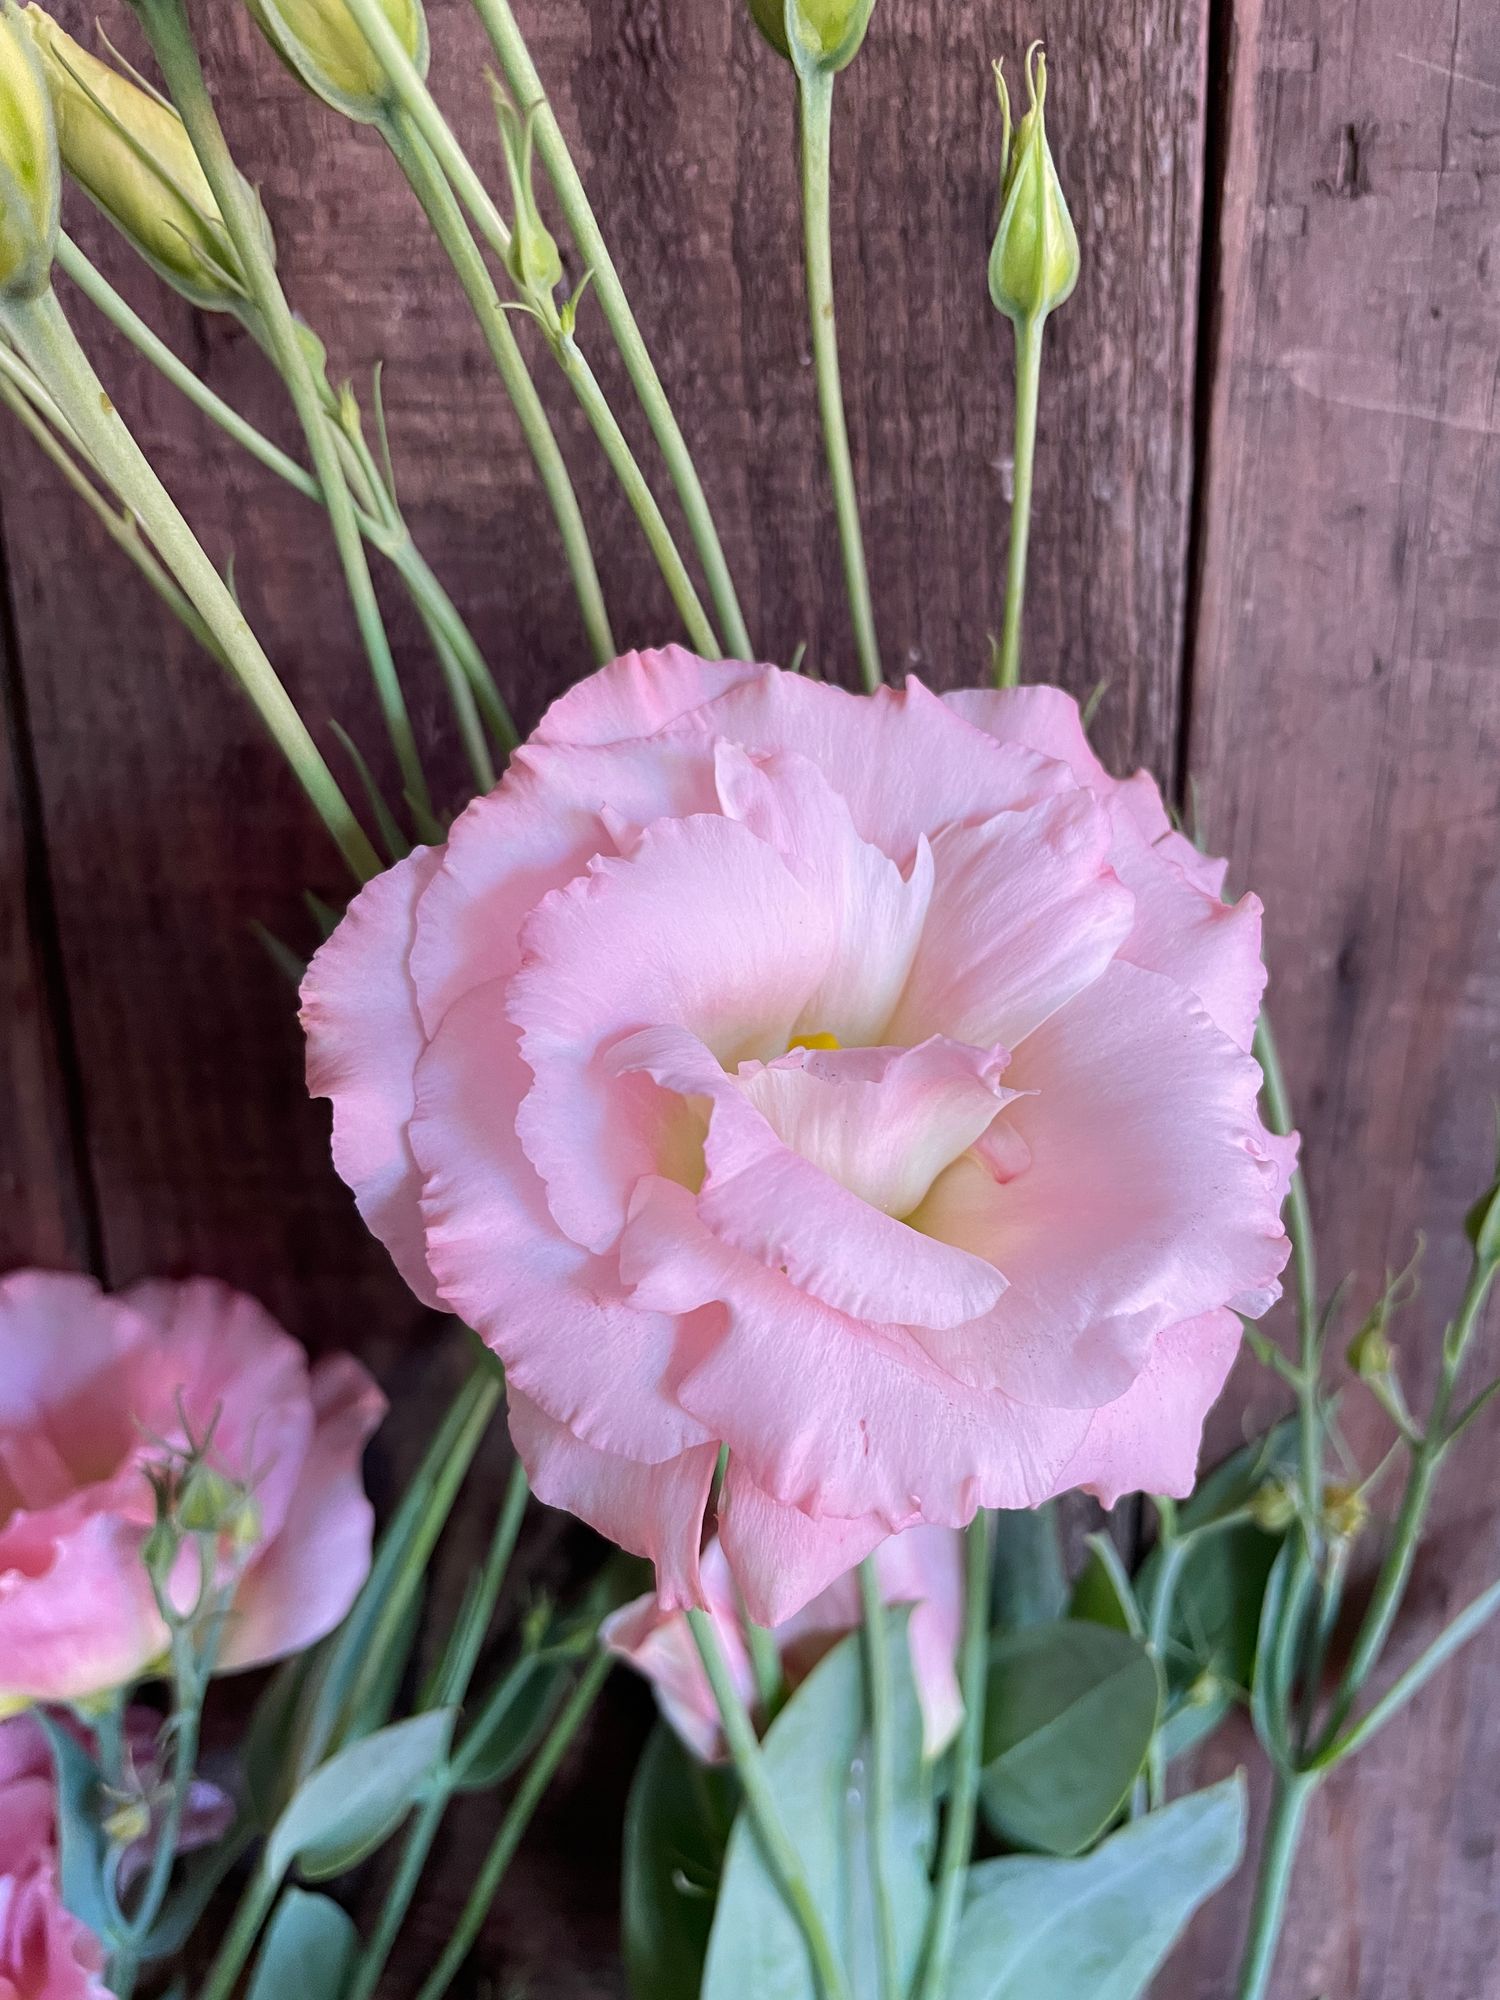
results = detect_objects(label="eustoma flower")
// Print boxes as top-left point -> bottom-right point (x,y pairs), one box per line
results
303,652 -> 1293,1624
605,1525 -> 963,1760
0,1273 -> 385,1707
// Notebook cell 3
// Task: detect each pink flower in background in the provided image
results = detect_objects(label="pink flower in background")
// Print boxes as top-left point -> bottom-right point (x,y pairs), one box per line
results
0,1273 -> 385,1707
303,650 -> 1292,1625
604,1524 -> 964,1760
0,1716 -> 107,1999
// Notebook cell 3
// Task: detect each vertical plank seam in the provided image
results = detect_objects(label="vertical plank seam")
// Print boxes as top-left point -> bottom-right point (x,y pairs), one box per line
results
0,485 -> 108,1278
1174,0 -> 1238,817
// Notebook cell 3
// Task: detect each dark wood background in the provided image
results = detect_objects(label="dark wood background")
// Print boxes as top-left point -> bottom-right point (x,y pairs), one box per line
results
2,0 -> 1497,1993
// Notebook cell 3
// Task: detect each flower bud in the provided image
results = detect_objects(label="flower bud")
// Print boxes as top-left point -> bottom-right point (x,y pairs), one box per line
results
0,1 -> 58,300
23,9 -> 271,315
491,86 -> 562,303
746,0 -> 878,76
988,45 -> 1079,329
1346,1307 -> 1396,1382
244,0 -> 428,126
1322,1482 -> 1369,1544
1249,1477 -> 1298,1535
1466,1150 -> 1500,1266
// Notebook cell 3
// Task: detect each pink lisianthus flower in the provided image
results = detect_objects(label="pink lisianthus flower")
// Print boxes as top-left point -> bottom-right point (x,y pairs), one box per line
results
303,651 -> 1293,1626
0,1273 -> 385,1707
0,1717 -> 107,1999
604,1525 -> 963,1761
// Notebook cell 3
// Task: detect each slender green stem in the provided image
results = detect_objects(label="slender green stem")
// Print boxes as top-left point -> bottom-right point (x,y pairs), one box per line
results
995,313 -> 1043,690
1234,1768 -> 1316,2000
0,287 -> 377,880
743,1609 -> 784,1719
798,69 -> 881,693
857,1561 -> 900,2000
345,1461 -> 530,2000
689,1608 -> 851,2000
412,1648 -> 613,2000
131,0 -> 433,823
60,232 -> 518,761
1144,1526 -> 1188,1809
0,358 -> 220,658
195,1860 -> 279,2000
1255,1014 -> 1325,1559
380,108 -> 615,667
472,0 -> 754,660
914,1508 -> 994,2000
558,342 -> 721,657
1314,1573 -> 1500,1770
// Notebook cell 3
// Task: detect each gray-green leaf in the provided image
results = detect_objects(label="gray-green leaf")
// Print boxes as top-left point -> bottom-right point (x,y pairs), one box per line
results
245,1888 -> 358,2000
623,1721 -> 737,2000
950,1776 -> 1247,2000
702,1619 -> 935,2000
981,1620 -> 1160,1855
265,1710 -> 454,1883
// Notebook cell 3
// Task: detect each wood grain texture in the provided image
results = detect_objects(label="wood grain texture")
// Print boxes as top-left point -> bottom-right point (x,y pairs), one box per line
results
1175,0 -> 1500,1991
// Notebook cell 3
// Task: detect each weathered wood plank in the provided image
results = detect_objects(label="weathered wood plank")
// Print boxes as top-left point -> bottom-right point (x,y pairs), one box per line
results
1176,0 -> 1500,1990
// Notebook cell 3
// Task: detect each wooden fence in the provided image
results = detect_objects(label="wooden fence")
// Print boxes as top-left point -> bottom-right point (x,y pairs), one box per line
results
2,0 -> 1497,1992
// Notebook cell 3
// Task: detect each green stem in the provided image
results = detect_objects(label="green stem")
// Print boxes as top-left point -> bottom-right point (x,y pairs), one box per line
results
688,1608 -> 851,2000
472,0 -> 754,660
0,287 -> 377,881
345,1461 -> 530,2000
857,1561 -> 900,2000
995,313 -> 1043,690
381,108 -> 616,668
1234,1768 -> 1316,2000
195,1860 -> 279,2000
743,1609 -> 784,1720
1255,1014 -> 1324,1559
131,0 -> 433,824
412,1648 -> 613,2000
913,1508 -> 994,2000
60,232 -> 518,762
1144,1526 -> 1188,1810
798,69 -> 881,693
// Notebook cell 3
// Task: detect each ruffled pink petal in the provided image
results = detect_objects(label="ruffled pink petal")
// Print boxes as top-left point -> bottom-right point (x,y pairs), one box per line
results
717,1463 -> 887,1629
886,790 -> 1133,1049
218,1354 -> 385,1671
0,1510 -> 166,1707
666,674 -> 1073,871
617,1028 -> 1010,1331
1060,1310 -> 1244,1508
713,743 -> 934,1046
0,1274 -> 147,1460
602,1539 -> 750,1762
532,647 -> 764,748
508,813 -> 828,1256
623,1178 -> 1091,1529
506,1392 -> 717,1610
910,959 -> 1290,1405
301,847 -> 446,1308
412,987 -> 715,1463
0,1860 -> 108,1999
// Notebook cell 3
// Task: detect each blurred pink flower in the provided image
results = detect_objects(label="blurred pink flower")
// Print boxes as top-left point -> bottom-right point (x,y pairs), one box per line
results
604,1525 -> 964,1760
0,1273 -> 385,1707
304,651 -> 1292,1625
0,1716 -> 107,1999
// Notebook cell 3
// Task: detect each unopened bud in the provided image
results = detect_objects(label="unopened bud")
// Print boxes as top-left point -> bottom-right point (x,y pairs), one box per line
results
490,87 -> 562,303
245,0 -> 428,127
988,45 -> 1079,329
746,0 -> 878,76
103,1797 -> 152,1847
1249,1477 -> 1298,1535
24,9 -> 271,315
177,1462 -> 241,1535
1346,1309 -> 1396,1382
1184,1668 -> 1221,1710
1466,1156 -> 1500,1267
1323,1482 -> 1369,1543
0,1 -> 58,300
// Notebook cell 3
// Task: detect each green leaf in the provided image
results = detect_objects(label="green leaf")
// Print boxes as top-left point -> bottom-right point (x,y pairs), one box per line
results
265,1711 -> 454,1884
702,1619 -> 935,1999
245,1889 -> 358,2000
1069,1535 -> 1143,1638
949,1776 -> 1247,2000
34,1714 -> 115,1940
623,1722 -> 737,2000
980,1621 -> 1160,1856
991,1503 -> 1067,1632
453,1653 -> 569,1792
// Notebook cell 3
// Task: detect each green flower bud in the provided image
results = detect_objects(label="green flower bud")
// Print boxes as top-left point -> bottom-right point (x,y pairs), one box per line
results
1346,1307 -> 1396,1382
988,45 -> 1079,329
1466,1155 -> 1500,1267
1248,1477 -> 1298,1535
746,0 -> 878,76
1322,1481 -> 1369,1544
0,1 -> 58,300
245,0 -> 428,127
491,86 -> 562,303
24,8 -> 271,315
